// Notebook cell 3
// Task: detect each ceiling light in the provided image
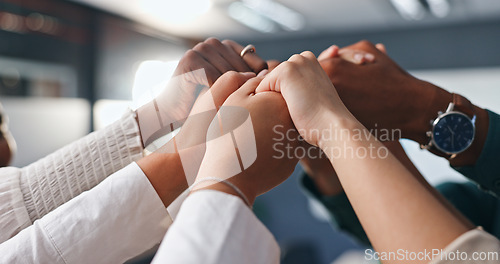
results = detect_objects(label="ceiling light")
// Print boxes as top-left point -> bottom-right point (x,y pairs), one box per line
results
228,2 -> 277,33
390,0 -> 426,20
427,0 -> 450,18
241,0 -> 305,31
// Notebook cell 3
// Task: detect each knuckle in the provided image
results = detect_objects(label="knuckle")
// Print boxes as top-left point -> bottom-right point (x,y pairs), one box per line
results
193,43 -> 209,53
301,51 -> 315,59
205,37 -> 221,46
221,39 -> 236,47
288,54 -> 303,62
358,39 -> 374,47
222,70 -> 240,81
183,49 -> 199,60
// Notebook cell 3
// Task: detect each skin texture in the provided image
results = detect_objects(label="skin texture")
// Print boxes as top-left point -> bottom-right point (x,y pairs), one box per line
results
174,38 -> 267,86
137,72 -> 256,207
319,40 -> 488,167
192,75 -> 300,205
135,38 -> 378,207
136,38 -> 269,207
136,38 -> 268,148
256,51 -> 473,263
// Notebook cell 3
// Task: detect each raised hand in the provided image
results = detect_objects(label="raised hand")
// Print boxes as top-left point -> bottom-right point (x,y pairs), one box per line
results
255,51 -> 352,147
192,74 -> 300,205
174,38 -> 267,85
319,40 -> 452,142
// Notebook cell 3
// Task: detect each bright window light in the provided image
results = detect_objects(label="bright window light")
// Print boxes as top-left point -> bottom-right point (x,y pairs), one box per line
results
93,100 -> 131,130
131,60 -> 179,110
140,0 -> 212,24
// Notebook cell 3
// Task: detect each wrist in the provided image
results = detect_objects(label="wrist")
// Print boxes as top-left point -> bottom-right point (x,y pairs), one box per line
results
449,105 -> 489,167
137,152 -> 188,207
191,178 -> 256,207
402,80 -> 489,166
403,80 -> 453,145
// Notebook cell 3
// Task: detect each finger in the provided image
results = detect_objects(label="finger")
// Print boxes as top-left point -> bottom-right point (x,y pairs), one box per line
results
222,40 -> 268,73
210,71 -> 256,107
266,60 -> 280,71
300,51 -> 317,60
193,42 -> 234,74
376,43 -> 387,54
318,45 -> 339,61
175,50 -> 222,86
255,62 -> 284,94
338,49 -> 375,64
233,76 -> 265,97
202,38 -> 253,73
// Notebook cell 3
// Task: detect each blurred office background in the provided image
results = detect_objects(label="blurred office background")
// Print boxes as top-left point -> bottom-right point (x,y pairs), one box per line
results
0,0 -> 499,263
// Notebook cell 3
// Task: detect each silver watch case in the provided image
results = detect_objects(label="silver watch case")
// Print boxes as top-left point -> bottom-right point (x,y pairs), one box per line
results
421,102 -> 476,157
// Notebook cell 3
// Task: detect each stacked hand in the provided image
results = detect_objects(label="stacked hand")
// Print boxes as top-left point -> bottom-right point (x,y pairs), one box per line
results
193,74 -> 300,205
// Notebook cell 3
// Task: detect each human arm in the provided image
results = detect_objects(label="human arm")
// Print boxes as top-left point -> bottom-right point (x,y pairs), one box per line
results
318,40 -> 499,194
256,52 -> 485,263
0,110 -> 144,242
300,140 -> 423,245
135,38 -> 267,147
0,162 -> 170,264
152,72 -> 300,263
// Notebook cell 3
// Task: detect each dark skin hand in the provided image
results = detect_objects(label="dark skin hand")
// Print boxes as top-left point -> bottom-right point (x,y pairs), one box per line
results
319,40 -> 488,167
136,37 -> 269,207
136,38 -> 268,147
173,38 -> 267,85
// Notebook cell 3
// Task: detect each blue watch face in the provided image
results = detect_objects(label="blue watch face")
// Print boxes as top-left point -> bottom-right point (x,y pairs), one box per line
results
432,112 -> 475,154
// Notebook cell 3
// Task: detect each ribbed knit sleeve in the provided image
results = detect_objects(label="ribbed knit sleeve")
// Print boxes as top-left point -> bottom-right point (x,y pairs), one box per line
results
17,110 -> 143,223
0,168 -> 31,242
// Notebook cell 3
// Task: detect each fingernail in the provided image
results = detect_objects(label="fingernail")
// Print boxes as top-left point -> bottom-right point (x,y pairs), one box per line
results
241,72 -> 256,78
257,69 -> 269,77
354,53 -> 364,63
365,53 -> 375,62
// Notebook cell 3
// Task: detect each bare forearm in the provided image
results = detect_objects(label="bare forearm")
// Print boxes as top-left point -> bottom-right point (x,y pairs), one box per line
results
137,152 -> 188,207
319,114 -> 472,263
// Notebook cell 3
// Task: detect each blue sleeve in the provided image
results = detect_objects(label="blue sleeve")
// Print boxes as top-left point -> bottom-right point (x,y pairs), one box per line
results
453,110 -> 500,197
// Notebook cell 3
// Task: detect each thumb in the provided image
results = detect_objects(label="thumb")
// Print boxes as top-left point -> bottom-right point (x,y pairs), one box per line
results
318,45 -> 339,61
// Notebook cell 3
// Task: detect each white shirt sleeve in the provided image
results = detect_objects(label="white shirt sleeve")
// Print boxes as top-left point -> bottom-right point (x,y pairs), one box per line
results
431,228 -> 500,264
0,162 -> 170,264
152,190 -> 280,264
0,110 -> 144,243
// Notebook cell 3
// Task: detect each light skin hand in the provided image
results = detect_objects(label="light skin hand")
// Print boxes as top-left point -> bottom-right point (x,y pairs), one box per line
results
191,75 -> 300,206
301,43 -> 382,189
256,52 -> 473,263
136,72 -> 256,207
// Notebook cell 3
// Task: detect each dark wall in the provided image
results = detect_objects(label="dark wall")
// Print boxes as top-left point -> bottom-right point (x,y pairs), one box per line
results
238,20 -> 500,70
0,0 -> 97,100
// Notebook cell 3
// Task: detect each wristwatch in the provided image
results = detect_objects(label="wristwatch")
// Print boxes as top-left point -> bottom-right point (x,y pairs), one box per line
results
421,93 -> 476,159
